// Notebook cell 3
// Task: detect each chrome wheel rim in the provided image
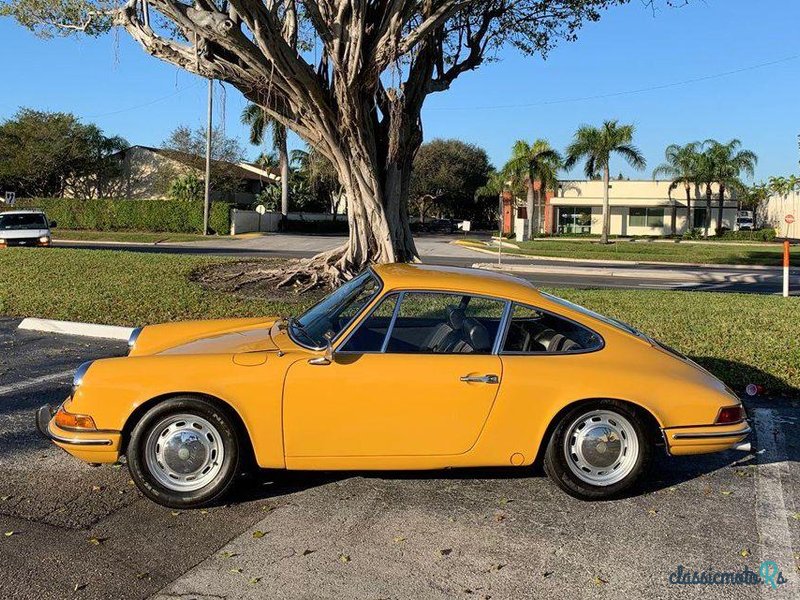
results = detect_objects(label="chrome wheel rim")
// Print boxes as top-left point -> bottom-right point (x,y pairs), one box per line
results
563,410 -> 639,486
144,414 -> 224,492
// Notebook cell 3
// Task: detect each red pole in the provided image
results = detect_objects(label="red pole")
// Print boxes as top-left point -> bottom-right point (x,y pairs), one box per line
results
783,240 -> 790,297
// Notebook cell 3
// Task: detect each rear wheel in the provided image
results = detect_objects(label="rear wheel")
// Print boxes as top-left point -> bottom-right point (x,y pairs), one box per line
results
127,396 -> 240,508
544,401 -> 651,500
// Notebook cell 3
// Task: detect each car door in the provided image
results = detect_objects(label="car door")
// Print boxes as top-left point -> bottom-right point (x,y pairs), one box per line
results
282,292 -> 507,458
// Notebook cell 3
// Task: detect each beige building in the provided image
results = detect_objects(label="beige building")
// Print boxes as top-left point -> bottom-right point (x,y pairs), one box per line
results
550,179 -> 739,236
65,145 -> 279,204
764,189 -> 800,239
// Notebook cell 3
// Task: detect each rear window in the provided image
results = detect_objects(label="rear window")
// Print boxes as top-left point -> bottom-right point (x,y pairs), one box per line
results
540,292 -> 647,339
0,213 -> 47,230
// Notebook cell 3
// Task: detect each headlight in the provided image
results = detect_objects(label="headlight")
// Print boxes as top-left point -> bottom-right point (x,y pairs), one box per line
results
127,327 -> 142,354
38,235 -> 50,244
0,238 -> 6,245
72,361 -> 94,392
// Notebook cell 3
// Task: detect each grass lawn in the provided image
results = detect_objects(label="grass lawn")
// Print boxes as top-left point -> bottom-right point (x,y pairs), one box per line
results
54,230 -> 212,244
1,248 -> 797,394
460,239 -> 788,266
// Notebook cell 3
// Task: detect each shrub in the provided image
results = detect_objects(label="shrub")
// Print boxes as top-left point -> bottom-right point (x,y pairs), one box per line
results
2,198 -> 230,234
718,228 -> 777,242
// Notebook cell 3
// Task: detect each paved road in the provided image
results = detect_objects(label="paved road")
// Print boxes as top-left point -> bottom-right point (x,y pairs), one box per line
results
0,321 -> 797,599
53,235 -> 789,295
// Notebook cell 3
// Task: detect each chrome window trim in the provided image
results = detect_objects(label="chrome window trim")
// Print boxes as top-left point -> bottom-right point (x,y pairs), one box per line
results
380,291 -> 405,353
497,301 -> 605,356
336,289 -> 508,356
491,301 -> 513,355
288,267 -> 384,351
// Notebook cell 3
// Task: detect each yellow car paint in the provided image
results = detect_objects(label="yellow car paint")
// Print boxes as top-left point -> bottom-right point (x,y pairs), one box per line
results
44,263 -> 748,470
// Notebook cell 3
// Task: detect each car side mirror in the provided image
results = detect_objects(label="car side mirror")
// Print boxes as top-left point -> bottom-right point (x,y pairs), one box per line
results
49,221 -> 57,228
308,331 -> 335,366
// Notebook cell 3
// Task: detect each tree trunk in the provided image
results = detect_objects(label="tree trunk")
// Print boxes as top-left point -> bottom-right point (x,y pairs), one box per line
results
279,143 -> 289,221
684,183 -> 692,232
704,184 -> 712,238
600,165 -> 611,244
715,182 -> 726,236
526,180 -> 535,241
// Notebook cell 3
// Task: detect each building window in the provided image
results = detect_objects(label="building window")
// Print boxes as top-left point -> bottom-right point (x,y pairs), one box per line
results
557,207 -> 592,234
693,208 -> 707,229
629,207 -> 665,228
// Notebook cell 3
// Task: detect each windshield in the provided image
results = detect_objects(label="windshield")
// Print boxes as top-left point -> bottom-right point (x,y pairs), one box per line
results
541,291 -> 647,339
0,213 -> 47,230
290,270 -> 381,348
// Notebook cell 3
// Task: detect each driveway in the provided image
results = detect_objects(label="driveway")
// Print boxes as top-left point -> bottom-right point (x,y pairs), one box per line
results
0,321 -> 797,599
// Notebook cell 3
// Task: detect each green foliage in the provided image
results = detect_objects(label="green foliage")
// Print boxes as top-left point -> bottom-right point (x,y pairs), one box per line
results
167,174 -> 204,203
718,228 -> 776,242
682,227 -> 704,240
292,146 -> 344,216
0,108 -> 127,197
564,120 -> 646,178
410,139 -> 492,222
3,197 -> 231,234
512,239 -> 786,265
162,125 -> 245,199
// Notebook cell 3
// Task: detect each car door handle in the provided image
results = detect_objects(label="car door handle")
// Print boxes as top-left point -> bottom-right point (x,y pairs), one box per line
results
460,374 -> 499,384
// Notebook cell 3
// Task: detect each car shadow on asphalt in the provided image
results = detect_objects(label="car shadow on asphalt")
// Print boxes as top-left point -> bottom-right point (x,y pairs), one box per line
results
228,448 -> 769,506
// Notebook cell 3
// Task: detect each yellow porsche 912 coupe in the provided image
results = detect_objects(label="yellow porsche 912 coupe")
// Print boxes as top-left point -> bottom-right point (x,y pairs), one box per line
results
37,264 -> 750,508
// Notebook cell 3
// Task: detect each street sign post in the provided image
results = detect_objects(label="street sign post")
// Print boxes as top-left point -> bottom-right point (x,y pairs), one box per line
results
255,204 -> 267,232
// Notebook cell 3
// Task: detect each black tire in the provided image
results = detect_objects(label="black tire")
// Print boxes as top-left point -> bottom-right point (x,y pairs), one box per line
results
127,396 -> 240,509
544,400 -> 651,500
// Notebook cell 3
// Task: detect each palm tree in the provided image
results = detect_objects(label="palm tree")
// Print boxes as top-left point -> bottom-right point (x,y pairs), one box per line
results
653,142 -> 701,235
702,139 -> 757,235
502,139 -> 562,239
241,104 -> 289,220
564,120 -> 646,244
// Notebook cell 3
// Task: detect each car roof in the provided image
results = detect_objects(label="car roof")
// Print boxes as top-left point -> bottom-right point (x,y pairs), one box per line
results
371,263 -> 540,301
0,209 -> 45,215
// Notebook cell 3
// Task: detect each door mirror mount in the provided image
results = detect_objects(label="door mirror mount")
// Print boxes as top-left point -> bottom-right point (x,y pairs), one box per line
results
308,331 -> 335,366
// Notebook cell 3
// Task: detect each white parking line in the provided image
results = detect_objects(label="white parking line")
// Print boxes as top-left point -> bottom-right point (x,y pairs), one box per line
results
754,408 -> 796,598
0,369 -> 74,397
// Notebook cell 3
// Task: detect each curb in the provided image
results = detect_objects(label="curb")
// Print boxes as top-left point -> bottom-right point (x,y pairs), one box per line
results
454,241 -> 796,273
18,318 -> 134,341
472,262 -> 774,284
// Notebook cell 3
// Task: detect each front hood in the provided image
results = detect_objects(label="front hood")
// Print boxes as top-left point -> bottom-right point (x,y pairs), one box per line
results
129,317 -> 279,357
0,228 -> 49,239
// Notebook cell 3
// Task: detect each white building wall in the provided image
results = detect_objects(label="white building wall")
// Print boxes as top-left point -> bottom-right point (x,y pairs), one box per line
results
765,191 -> 800,238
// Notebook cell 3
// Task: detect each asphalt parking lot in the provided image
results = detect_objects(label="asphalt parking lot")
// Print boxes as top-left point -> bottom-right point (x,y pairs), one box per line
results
0,319 -> 798,600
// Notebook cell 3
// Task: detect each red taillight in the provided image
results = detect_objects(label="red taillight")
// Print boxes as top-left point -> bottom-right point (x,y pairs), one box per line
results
715,405 -> 744,424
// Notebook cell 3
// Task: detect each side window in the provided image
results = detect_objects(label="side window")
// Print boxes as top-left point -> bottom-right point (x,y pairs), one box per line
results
339,294 -> 399,352
502,304 -> 602,354
385,293 -> 505,354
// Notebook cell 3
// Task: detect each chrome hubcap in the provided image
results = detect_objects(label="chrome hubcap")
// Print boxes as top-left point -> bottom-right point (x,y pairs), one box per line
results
144,414 -> 224,492
563,410 -> 639,486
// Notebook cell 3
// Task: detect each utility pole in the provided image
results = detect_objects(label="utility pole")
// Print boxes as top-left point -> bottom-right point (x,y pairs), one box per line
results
203,78 -> 213,235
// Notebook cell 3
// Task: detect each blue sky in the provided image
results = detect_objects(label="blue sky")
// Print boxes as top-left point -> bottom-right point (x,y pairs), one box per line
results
0,0 -> 797,181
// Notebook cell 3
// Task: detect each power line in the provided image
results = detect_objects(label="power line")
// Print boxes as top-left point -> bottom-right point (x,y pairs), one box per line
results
85,80 -> 203,118
429,53 -> 800,111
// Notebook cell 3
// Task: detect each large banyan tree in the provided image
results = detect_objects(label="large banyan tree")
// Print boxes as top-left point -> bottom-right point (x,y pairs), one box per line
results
3,0 -> 644,284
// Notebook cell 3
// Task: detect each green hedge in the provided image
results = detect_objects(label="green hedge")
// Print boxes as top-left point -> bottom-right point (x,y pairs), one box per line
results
2,198 -> 230,234
718,228 -> 777,242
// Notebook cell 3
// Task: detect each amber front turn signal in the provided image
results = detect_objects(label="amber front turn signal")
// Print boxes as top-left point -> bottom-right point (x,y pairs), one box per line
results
54,406 -> 97,431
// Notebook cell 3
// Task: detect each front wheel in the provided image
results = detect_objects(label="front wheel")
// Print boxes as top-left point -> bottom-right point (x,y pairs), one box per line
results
127,397 -> 240,508
544,401 -> 651,500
